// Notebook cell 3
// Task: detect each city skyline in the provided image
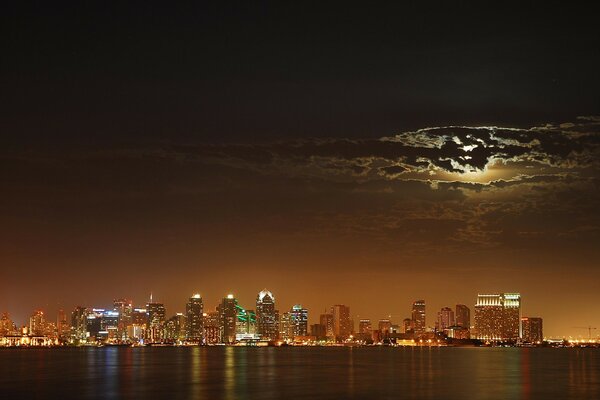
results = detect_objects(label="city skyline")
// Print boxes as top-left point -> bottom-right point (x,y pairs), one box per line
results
2,3 -> 599,344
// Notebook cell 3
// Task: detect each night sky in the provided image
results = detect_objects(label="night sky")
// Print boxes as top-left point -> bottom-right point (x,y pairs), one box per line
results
2,2 -> 599,337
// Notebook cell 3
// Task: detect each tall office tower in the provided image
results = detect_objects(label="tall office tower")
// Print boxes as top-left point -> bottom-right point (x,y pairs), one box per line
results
290,305 -> 308,338
411,300 -> 426,335
280,312 -> 292,341
29,310 -> 45,336
165,313 -> 187,342
113,299 -> 133,340
235,304 -> 257,337
455,304 -> 471,328
203,311 -> 220,344
331,305 -> 352,341
71,306 -> 88,342
320,313 -> 334,338
358,319 -> 372,334
311,323 -> 327,339
437,307 -> 455,331
147,299 -> 166,343
474,293 -> 521,341
521,317 -> 543,343
256,289 -> 278,340
186,294 -> 203,343
378,319 -> 392,336
57,309 -> 70,340
130,308 -> 148,341
0,312 -> 17,336
219,294 -> 238,344
403,318 -> 413,334
101,310 -> 120,340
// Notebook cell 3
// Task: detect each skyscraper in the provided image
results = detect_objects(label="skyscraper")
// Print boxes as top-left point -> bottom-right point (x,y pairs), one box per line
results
57,309 -> 70,341
403,318 -> 413,334
455,304 -> 471,328
165,313 -> 187,342
280,311 -> 292,341
29,310 -> 45,336
378,319 -> 392,336
147,298 -> 166,343
474,293 -> 521,341
437,307 -> 455,331
331,304 -> 352,341
358,319 -> 372,335
186,294 -> 203,343
320,313 -> 334,339
290,304 -> 308,338
412,300 -> 426,336
256,289 -> 278,341
113,299 -> 133,341
521,317 -> 543,343
219,294 -> 237,344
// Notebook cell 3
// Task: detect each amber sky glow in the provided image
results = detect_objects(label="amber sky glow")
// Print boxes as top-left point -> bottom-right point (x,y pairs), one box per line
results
1,3 -> 599,338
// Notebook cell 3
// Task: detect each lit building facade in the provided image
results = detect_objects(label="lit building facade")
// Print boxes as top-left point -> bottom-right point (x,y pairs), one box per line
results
186,294 -> 203,343
358,319 -> 372,335
290,305 -> 308,338
256,289 -> 278,341
412,300 -> 426,336
455,304 -> 470,328
437,307 -> 455,331
29,310 -> 45,336
320,313 -> 334,339
331,305 -> 352,341
474,293 -> 521,341
113,299 -> 132,341
378,319 -> 392,337
147,301 -> 166,342
165,313 -> 187,342
521,317 -> 543,343
219,294 -> 237,344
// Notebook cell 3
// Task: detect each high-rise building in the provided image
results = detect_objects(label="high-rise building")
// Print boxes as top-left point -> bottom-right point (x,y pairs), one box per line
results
378,319 -> 392,336
358,319 -> 372,335
147,299 -> 166,343
165,313 -> 187,342
57,309 -> 70,340
219,294 -> 238,344
71,306 -> 88,342
203,311 -> 220,344
235,304 -> 257,339
311,323 -> 326,339
474,293 -> 521,341
331,305 -> 352,341
101,310 -> 120,340
256,289 -> 278,341
412,300 -> 426,336
280,312 -> 292,341
521,317 -> 543,343
437,307 -> 455,331
290,305 -> 308,338
455,304 -> 470,328
186,294 -> 203,343
403,318 -> 413,334
320,313 -> 334,339
0,312 -> 17,336
29,310 -> 45,336
130,308 -> 147,342
113,299 -> 133,340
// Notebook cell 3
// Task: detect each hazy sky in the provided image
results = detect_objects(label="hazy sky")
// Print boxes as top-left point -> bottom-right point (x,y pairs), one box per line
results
1,3 -> 599,337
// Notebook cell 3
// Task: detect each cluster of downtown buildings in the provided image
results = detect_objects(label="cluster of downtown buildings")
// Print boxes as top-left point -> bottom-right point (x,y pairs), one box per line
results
0,291 -> 544,347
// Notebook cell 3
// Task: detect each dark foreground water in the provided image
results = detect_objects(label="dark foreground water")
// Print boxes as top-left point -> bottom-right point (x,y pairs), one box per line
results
1,347 -> 599,399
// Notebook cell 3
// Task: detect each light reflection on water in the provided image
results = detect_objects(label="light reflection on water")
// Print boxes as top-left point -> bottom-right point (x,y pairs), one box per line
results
1,347 -> 599,399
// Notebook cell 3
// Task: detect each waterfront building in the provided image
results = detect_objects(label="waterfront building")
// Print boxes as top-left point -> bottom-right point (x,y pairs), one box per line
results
113,299 -> 133,341
203,310 -> 220,344
378,319 -> 392,337
320,313 -> 334,339
57,309 -> 70,341
358,319 -> 372,335
403,318 -> 413,334
129,308 -> 147,342
455,304 -> 470,329
256,289 -> 279,341
100,310 -> 120,341
29,310 -> 45,336
165,313 -> 187,342
219,294 -> 238,344
235,304 -> 258,340
521,317 -> 543,343
310,323 -> 327,340
71,306 -> 88,342
186,294 -> 203,343
290,305 -> 308,338
147,299 -> 166,342
331,305 -> 352,341
412,300 -> 426,336
280,312 -> 291,341
0,313 -> 17,336
474,293 -> 521,341
437,307 -> 455,331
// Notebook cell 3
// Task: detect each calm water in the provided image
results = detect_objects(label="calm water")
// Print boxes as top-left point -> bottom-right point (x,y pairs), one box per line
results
1,347 -> 599,399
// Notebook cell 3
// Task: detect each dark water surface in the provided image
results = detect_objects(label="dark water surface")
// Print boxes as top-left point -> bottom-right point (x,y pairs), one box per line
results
1,347 -> 599,399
